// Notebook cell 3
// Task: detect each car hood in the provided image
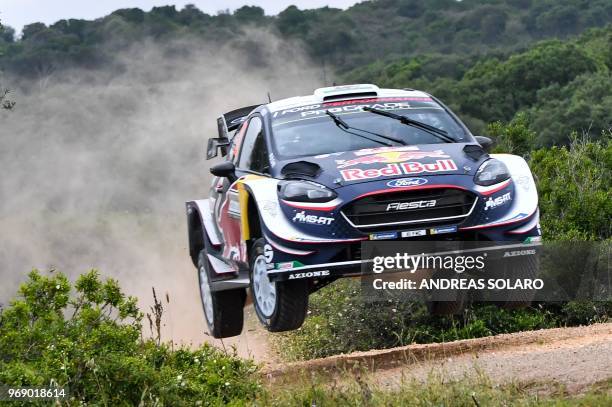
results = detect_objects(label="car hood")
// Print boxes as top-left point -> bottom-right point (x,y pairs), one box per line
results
276,143 -> 489,189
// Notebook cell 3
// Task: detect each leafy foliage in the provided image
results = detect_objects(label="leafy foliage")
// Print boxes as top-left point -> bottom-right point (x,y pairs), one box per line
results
345,25 -> 611,146
0,270 -> 260,405
1,1 -> 612,76
529,134 -> 612,240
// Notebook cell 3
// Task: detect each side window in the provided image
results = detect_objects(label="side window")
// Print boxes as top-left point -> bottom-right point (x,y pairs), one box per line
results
229,122 -> 247,163
237,117 -> 270,173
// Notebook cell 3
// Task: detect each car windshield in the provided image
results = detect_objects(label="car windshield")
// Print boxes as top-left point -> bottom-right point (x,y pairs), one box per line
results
270,97 -> 467,159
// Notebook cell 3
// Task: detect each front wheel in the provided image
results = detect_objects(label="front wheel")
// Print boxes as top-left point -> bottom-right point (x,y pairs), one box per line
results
250,238 -> 309,332
198,250 -> 246,338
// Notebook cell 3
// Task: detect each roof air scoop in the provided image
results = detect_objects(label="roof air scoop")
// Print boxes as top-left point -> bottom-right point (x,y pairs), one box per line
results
314,84 -> 379,102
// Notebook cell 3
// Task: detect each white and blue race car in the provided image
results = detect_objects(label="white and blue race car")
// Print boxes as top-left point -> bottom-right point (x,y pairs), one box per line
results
186,84 -> 540,338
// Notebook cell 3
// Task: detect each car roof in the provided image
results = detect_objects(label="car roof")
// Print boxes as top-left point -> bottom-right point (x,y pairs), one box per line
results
265,84 -> 432,113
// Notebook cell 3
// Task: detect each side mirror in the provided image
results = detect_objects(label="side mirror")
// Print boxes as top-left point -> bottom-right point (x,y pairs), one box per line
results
210,161 -> 236,181
206,137 -> 230,160
475,136 -> 493,152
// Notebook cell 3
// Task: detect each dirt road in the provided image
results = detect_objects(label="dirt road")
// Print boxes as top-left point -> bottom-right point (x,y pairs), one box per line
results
265,323 -> 612,393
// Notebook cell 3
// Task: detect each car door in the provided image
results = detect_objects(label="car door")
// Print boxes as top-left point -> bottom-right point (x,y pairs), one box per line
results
216,115 -> 270,262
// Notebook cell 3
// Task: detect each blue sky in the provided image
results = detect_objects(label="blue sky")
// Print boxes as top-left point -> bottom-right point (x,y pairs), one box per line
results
1,1 -> 362,33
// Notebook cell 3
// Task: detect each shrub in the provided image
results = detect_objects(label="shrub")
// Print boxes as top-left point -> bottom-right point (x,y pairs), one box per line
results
0,270 -> 260,405
529,134 -> 611,240
488,112 -> 537,157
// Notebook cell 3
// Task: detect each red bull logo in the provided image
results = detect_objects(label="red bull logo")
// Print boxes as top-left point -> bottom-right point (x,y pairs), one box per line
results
336,149 -> 449,168
340,159 -> 458,181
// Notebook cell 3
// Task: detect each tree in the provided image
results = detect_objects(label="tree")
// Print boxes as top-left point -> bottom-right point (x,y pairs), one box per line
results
234,6 -> 265,22
0,18 -> 14,110
276,6 -> 310,36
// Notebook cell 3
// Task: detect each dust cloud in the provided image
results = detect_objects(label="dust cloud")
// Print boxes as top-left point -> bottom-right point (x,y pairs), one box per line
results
0,29 -> 322,354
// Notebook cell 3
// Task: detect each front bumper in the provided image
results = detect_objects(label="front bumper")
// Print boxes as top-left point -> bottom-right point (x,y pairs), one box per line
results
268,240 -> 542,282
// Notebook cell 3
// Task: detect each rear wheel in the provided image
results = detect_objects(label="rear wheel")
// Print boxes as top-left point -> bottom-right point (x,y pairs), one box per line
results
250,238 -> 309,332
427,269 -> 468,315
197,250 -> 246,338
498,254 -> 539,310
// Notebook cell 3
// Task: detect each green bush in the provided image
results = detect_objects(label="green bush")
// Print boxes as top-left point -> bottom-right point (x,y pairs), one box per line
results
488,112 -> 537,157
529,134 -> 611,240
0,270 -> 260,405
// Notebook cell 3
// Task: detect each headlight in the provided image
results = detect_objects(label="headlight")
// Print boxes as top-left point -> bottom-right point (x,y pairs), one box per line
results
474,159 -> 510,186
278,180 -> 337,202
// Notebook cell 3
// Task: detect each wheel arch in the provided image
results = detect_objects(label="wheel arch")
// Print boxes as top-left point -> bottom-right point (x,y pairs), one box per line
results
240,185 -> 264,256
186,202 -> 205,267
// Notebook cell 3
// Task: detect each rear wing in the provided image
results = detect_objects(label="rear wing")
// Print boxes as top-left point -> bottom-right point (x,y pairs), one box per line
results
217,104 -> 261,139
208,104 -> 261,160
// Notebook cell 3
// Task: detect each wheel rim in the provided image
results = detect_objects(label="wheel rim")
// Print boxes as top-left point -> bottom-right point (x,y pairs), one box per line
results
199,264 -> 214,325
252,255 -> 276,318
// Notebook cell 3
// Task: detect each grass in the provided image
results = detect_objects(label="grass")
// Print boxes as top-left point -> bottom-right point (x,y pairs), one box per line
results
260,372 -> 612,406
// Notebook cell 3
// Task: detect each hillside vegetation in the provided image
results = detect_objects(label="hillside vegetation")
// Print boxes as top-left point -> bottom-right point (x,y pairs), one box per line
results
1,0 -> 611,76
346,25 -> 612,144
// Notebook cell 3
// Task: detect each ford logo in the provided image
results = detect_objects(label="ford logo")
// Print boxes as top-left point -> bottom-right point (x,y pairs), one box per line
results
386,177 -> 428,188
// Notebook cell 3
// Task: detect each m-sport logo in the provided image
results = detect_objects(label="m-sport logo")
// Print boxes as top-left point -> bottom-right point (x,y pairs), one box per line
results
386,200 -> 436,211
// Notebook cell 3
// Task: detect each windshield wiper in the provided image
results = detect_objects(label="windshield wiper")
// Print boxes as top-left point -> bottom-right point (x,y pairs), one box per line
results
325,110 -> 406,146
362,106 -> 455,143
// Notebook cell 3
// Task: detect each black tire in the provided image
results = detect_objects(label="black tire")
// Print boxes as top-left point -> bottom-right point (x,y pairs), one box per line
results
429,298 -> 466,316
495,253 -> 539,310
484,255 -> 539,310
250,238 -> 309,332
427,270 -> 467,316
197,250 -> 246,338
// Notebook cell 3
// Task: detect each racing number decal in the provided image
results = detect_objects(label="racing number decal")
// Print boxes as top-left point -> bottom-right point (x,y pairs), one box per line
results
264,244 -> 274,263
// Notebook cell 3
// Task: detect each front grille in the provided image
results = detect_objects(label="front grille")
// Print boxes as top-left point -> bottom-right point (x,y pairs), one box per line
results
342,188 -> 476,229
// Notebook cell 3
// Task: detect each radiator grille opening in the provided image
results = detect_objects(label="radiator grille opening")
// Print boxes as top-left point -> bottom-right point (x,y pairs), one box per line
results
342,188 -> 476,230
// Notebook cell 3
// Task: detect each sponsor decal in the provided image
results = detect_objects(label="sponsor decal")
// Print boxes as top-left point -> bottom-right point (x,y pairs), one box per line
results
503,249 -> 536,257
524,236 -> 542,243
228,198 -> 241,215
263,244 -> 274,263
302,102 -> 411,118
387,177 -> 428,188
336,148 -> 449,168
429,225 -> 458,235
386,200 -> 436,211
288,270 -> 330,280
340,159 -> 458,181
261,200 -> 279,218
275,260 -> 304,270
229,116 -> 247,126
401,229 -> 427,238
292,210 -> 334,225
353,146 -> 419,156
484,192 -> 512,211
516,175 -> 531,191
270,98 -> 440,126
369,232 -> 398,240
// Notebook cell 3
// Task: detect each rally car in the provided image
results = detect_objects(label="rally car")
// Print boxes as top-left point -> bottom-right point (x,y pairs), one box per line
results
186,84 -> 541,338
